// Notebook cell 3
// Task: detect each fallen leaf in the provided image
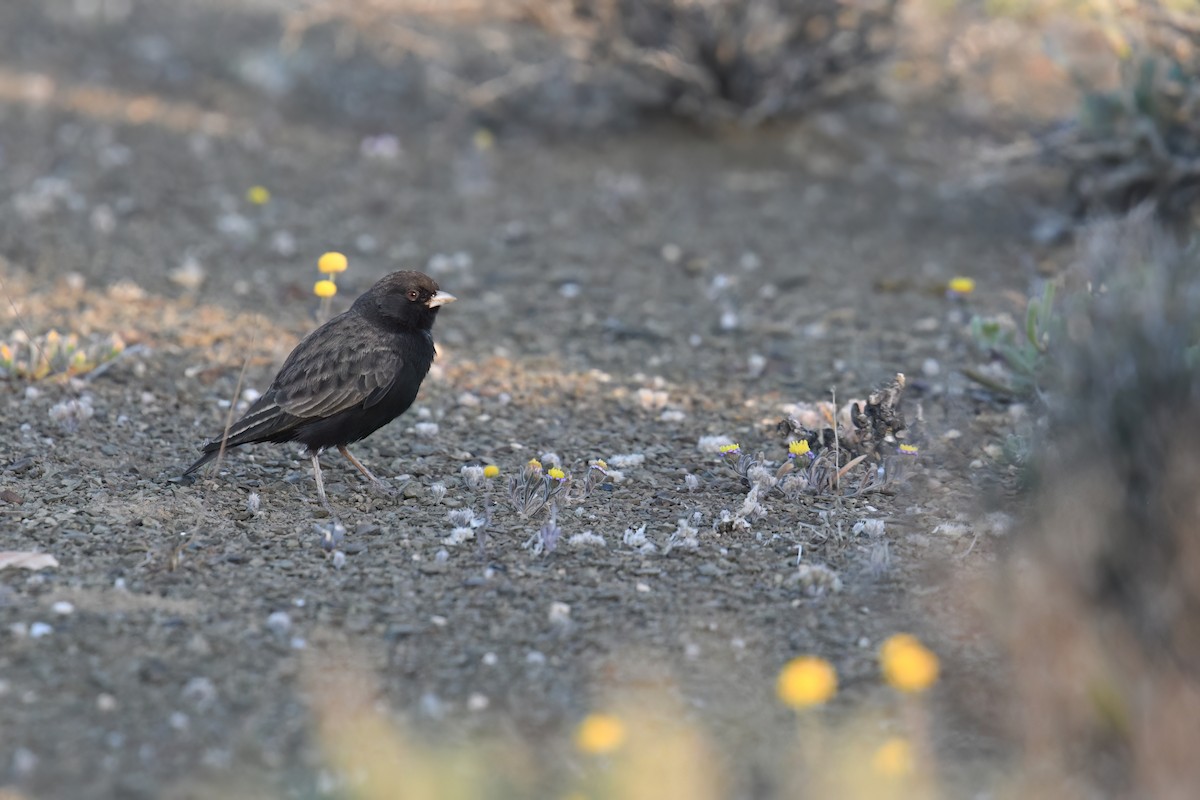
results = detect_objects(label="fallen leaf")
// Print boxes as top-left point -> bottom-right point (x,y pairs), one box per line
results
0,552 -> 59,571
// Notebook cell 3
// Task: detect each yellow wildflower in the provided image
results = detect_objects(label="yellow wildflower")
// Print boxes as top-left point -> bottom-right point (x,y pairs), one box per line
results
314,280 -> 338,299
473,128 -> 495,152
318,251 -> 349,274
880,634 -> 939,693
591,459 -> 608,471
246,185 -> 271,205
483,464 -> 500,479
574,713 -> 625,755
547,467 -> 566,481
898,443 -> 919,456
0,343 -> 12,363
871,736 -> 914,777
947,277 -> 975,296
776,656 -> 837,710
788,440 -> 810,457
718,443 -> 740,455
527,458 -> 543,472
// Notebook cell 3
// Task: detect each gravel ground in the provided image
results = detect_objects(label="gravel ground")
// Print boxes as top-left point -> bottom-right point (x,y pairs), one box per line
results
0,2 -> 1046,797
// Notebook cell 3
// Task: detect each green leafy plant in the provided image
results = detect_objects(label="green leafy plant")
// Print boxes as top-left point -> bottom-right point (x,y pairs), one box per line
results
0,329 -> 126,381
1051,2 -> 1200,216
965,281 -> 1057,398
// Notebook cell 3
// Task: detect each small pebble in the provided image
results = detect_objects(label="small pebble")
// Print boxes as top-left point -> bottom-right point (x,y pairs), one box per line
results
266,611 -> 291,635
548,602 -> 571,626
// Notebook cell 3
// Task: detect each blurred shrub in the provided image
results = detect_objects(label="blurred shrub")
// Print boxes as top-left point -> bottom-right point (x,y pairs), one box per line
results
1004,209 -> 1200,794
520,0 -> 900,124
1053,1 -> 1200,218
283,0 -> 900,127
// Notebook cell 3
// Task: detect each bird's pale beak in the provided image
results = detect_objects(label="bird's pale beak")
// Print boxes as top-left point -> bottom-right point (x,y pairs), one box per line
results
427,291 -> 456,308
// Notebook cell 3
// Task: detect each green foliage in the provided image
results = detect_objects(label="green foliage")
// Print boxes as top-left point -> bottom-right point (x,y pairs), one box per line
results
0,329 -> 126,381
1058,2 -> 1200,216
966,281 -> 1057,398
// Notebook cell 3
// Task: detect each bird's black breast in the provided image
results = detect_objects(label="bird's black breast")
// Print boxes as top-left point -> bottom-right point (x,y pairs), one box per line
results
291,329 -> 435,452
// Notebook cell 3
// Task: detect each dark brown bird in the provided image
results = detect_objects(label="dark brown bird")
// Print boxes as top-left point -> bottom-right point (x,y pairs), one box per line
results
182,270 -> 455,505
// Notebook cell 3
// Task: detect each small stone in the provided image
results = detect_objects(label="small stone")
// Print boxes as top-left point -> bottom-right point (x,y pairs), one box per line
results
548,602 -> 571,626
266,611 -> 291,635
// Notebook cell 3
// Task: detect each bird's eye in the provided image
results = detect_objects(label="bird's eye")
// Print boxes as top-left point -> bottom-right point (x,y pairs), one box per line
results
407,290 -> 420,301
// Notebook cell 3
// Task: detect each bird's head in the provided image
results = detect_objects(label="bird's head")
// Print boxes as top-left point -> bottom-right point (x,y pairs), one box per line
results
359,270 -> 456,330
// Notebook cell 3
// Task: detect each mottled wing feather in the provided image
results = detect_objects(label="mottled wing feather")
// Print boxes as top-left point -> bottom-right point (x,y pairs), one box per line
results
271,317 -> 401,421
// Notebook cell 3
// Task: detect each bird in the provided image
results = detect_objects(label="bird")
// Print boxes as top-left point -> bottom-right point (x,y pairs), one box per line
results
181,270 -> 455,506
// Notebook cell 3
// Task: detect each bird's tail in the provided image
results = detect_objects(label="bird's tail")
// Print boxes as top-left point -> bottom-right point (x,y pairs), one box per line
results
179,446 -> 222,482
178,393 -> 290,483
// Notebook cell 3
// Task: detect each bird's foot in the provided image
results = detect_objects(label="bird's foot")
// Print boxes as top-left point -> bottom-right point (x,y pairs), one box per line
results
366,476 -> 400,497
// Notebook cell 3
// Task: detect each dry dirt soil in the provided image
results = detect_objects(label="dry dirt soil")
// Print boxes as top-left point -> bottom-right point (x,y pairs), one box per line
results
0,2 -> 1053,798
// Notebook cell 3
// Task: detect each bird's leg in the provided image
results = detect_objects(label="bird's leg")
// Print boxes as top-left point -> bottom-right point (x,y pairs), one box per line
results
338,445 -> 395,495
311,452 -> 334,513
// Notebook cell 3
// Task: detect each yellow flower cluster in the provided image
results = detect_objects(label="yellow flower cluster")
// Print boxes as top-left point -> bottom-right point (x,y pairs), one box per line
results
871,736 -> 914,777
547,467 -> 566,481
483,464 -> 500,479
880,634 -> 939,693
574,713 -> 625,755
527,458 -> 543,472
788,440 -> 810,457
314,252 -> 348,302
947,276 -> 975,296
472,128 -> 495,153
776,656 -> 837,710
319,252 -> 348,274
718,443 -> 740,455
246,185 -> 270,205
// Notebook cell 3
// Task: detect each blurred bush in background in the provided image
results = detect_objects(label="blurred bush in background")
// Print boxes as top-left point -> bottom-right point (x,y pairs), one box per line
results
1050,0 -> 1200,219
283,0 -> 900,127
519,0 -> 899,123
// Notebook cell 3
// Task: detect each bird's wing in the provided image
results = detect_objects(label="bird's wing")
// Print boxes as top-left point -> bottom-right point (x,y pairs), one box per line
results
270,316 -> 402,420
